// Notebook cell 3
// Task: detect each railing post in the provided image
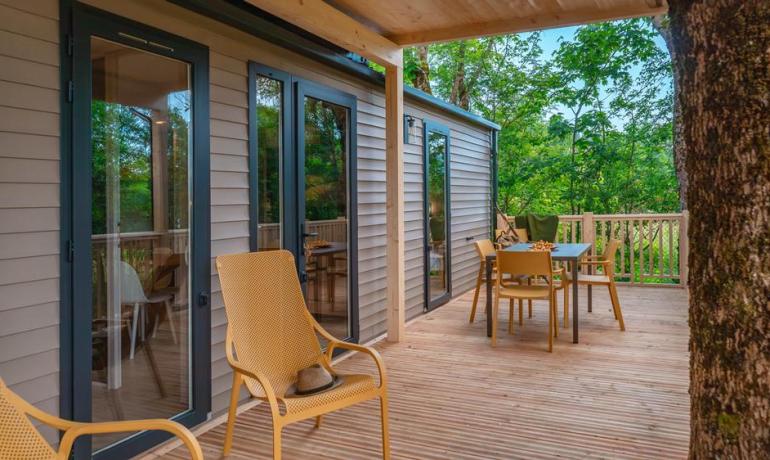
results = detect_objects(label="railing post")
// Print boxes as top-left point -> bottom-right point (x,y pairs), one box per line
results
679,210 -> 689,287
582,212 -> 595,253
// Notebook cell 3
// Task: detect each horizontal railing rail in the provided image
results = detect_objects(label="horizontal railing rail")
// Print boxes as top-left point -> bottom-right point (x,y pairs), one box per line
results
509,212 -> 689,287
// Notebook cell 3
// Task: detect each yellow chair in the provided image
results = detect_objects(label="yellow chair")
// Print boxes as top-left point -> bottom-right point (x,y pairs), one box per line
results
216,250 -> 390,460
0,378 -> 202,460
565,238 -> 625,330
492,250 -> 562,352
512,228 -> 529,243
470,240 -> 525,323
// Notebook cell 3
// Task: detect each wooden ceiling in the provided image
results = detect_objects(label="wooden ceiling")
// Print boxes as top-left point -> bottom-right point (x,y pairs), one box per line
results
325,0 -> 668,45
245,0 -> 667,67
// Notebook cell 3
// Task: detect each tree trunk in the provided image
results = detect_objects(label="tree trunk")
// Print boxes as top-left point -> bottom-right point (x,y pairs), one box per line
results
651,15 -> 688,210
450,42 -> 467,109
668,1 -> 770,457
412,46 -> 432,94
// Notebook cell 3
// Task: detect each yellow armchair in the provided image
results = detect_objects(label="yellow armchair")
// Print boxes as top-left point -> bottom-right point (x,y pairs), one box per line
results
216,250 -> 390,460
0,378 -> 203,460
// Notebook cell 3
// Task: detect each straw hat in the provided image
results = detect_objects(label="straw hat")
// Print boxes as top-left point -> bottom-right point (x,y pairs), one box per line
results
287,364 -> 343,397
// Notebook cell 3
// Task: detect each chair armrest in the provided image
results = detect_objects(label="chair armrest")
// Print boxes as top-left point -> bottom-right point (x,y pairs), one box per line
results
326,340 -> 388,390
58,419 -> 203,460
579,259 -> 611,266
309,315 -> 387,389
225,327 -> 279,407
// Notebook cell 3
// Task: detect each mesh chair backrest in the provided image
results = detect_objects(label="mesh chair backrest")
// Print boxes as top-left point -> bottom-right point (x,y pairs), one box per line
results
496,250 -> 553,278
120,261 -> 148,304
216,250 -> 323,397
474,240 -> 496,261
0,379 -> 57,459
513,228 -> 529,243
602,239 -> 621,275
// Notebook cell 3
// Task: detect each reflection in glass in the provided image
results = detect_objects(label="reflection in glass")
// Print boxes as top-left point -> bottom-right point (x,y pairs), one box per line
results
255,76 -> 282,250
428,131 -> 448,301
90,37 -> 191,452
303,96 -> 349,339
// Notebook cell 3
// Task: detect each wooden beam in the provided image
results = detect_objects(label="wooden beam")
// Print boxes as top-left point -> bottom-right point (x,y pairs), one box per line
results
388,3 -> 668,46
244,0 -> 403,67
385,61 -> 405,342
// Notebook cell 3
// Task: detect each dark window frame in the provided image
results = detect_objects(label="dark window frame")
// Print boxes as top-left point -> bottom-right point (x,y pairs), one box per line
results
60,3 -> 211,458
247,63 -> 360,344
423,119 -> 452,311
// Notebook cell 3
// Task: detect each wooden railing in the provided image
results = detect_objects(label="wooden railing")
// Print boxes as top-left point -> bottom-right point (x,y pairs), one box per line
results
511,212 -> 689,287
258,218 -> 349,249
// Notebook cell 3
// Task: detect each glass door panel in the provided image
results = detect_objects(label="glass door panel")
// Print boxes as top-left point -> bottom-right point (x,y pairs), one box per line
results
302,96 -> 350,340
425,122 -> 451,309
89,37 -> 192,451
254,75 -> 283,250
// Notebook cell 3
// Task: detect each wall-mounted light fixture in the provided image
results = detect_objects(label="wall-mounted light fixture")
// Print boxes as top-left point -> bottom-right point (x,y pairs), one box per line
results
404,114 -> 418,144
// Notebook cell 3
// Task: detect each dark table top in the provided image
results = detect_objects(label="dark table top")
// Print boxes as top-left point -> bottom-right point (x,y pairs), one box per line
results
307,241 -> 347,256
487,242 -> 591,261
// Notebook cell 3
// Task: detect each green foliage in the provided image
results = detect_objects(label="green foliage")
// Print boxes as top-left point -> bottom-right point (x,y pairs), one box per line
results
303,98 -> 348,221
395,19 -> 677,215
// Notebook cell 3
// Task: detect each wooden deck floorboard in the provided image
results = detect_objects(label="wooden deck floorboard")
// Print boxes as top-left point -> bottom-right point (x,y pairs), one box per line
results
149,285 -> 689,459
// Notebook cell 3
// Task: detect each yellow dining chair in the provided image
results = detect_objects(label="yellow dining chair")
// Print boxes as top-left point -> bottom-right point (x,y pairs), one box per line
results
470,240 -> 527,323
0,377 -> 203,460
492,250 -> 561,352
216,250 -> 390,460
565,238 -> 625,330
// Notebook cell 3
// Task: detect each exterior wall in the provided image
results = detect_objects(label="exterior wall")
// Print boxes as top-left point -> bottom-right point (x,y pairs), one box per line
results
0,0 -> 62,438
0,0 -> 492,422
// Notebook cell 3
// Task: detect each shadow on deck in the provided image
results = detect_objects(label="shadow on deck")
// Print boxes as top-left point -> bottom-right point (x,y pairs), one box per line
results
149,285 -> 690,459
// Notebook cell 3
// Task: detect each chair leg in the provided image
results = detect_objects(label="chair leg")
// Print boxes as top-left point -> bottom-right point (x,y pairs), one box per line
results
315,415 -> 323,428
508,300 -> 513,334
164,299 -> 178,344
563,282 -> 569,328
491,292 -> 500,347
609,282 -> 625,331
223,372 -> 242,456
552,292 -> 559,338
380,395 -> 391,460
470,267 -> 482,323
547,295 -> 554,352
518,299 -> 523,326
130,303 -> 140,360
527,279 -> 533,318
273,422 -> 282,460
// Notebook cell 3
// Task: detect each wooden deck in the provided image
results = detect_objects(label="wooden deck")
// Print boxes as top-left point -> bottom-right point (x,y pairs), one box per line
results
148,285 -> 690,459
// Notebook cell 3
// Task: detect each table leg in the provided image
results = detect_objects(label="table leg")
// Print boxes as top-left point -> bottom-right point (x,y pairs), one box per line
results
572,260 -> 579,343
486,258 -> 493,337
587,262 -> 593,313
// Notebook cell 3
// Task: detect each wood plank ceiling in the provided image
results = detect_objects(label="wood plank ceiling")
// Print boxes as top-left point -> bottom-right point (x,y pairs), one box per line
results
324,0 -> 668,45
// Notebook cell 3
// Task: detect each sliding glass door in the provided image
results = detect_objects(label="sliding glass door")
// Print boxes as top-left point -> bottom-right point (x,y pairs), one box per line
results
67,6 -> 210,458
250,66 -> 358,342
424,121 -> 451,310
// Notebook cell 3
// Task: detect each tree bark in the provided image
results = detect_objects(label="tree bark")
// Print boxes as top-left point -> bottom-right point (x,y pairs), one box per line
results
450,42 -> 467,109
668,1 -> 770,457
652,14 -> 688,210
412,46 -> 432,94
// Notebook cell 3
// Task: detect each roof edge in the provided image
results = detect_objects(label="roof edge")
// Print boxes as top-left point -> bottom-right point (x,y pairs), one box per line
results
168,0 -> 500,131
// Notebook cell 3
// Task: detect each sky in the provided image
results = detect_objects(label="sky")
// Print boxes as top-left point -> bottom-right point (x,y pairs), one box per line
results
529,25 -> 668,59
521,25 -> 671,128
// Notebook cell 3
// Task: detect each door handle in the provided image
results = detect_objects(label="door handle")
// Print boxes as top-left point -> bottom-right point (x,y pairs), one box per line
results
303,231 -> 319,238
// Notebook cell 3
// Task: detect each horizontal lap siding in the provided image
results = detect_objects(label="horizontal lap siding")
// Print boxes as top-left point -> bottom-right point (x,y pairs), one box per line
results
406,106 -> 492,300
449,129 -> 491,294
208,54 -> 251,413
0,0 -> 61,441
404,121 -> 425,321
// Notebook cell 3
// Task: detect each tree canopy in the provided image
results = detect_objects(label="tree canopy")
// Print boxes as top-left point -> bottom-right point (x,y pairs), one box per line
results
385,18 -> 677,216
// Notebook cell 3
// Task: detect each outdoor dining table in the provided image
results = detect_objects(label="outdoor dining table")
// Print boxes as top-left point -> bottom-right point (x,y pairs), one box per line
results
485,242 -> 592,343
